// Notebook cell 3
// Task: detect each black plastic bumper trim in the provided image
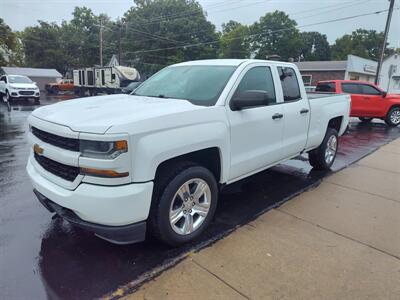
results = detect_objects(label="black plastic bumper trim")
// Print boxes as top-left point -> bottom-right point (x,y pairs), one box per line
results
33,189 -> 146,245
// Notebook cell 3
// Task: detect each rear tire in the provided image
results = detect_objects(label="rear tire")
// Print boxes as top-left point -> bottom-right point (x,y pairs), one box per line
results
309,128 -> 339,170
149,161 -> 218,246
359,117 -> 373,123
385,107 -> 400,127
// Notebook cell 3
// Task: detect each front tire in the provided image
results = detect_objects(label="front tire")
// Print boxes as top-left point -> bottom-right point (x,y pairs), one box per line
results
385,107 -> 400,127
309,128 -> 339,170
6,90 -> 12,102
51,86 -> 59,95
150,162 -> 218,246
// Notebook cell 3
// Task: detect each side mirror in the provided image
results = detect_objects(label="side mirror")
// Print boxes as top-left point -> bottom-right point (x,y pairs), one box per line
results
231,90 -> 268,111
382,91 -> 387,98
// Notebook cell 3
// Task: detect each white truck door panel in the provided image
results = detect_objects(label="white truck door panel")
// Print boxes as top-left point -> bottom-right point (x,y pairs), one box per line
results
227,65 -> 285,181
228,106 -> 284,180
276,66 -> 310,157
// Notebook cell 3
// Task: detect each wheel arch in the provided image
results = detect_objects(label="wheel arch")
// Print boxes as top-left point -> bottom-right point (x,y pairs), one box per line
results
327,116 -> 343,133
154,147 -> 222,184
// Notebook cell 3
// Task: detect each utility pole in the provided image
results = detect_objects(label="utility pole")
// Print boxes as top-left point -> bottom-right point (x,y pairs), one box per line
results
375,0 -> 395,85
117,22 -> 122,65
99,19 -> 104,67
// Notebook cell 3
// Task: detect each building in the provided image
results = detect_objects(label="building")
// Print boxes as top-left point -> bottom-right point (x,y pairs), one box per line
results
0,67 -> 62,91
294,55 -> 377,87
379,52 -> 400,94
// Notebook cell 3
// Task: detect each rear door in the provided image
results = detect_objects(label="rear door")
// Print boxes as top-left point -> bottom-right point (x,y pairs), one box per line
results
277,66 -> 310,158
227,64 -> 285,181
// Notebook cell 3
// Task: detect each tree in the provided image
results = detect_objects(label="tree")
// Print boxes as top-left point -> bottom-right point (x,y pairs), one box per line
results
21,21 -> 65,72
300,31 -> 331,61
61,7 -> 117,68
122,0 -> 219,75
0,18 -> 20,66
331,29 -> 388,61
249,11 -> 303,61
219,21 -> 250,59
21,7 -> 117,74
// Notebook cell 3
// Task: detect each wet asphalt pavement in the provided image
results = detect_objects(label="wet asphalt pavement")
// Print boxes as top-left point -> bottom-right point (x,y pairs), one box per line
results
1,95 -> 399,300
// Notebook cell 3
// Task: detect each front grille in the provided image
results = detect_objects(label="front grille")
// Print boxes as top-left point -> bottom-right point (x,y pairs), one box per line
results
32,127 -> 79,152
34,153 -> 79,182
19,91 -> 35,95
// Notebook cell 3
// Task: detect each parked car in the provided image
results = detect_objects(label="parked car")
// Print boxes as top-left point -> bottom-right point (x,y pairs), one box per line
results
316,80 -> 400,126
45,79 -> 74,94
121,81 -> 142,94
27,59 -> 350,246
0,75 -> 40,103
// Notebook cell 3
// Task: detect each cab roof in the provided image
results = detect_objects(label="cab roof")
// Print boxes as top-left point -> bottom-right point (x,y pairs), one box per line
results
172,59 -> 296,67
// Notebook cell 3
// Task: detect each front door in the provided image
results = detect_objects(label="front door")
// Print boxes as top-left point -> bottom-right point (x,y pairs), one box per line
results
358,84 -> 385,116
227,65 -> 284,181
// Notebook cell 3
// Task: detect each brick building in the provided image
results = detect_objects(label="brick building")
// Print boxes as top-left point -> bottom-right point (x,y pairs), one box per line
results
294,55 -> 377,87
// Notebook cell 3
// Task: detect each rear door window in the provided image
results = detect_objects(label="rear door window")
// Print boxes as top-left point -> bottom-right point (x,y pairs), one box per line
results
277,67 -> 301,101
341,83 -> 361,94
316,82 -> 336,92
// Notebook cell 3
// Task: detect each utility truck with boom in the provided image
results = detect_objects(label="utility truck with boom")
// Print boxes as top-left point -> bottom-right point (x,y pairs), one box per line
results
27,59 -> 350,246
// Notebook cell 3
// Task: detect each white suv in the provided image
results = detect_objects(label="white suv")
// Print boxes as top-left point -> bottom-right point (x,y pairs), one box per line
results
0,75 -> 40,103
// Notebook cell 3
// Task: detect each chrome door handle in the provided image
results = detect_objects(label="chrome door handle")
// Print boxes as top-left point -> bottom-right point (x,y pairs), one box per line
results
272,113 -> 283,120
300,108 -> 309,114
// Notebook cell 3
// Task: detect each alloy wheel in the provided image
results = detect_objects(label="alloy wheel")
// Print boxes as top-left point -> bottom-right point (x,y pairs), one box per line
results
390,110 -> 400,125
325,135 -> 337,165
169,178 -> 211,235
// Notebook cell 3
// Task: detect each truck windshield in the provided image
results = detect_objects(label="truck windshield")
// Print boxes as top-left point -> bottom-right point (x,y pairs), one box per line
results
133,65 -> 237,106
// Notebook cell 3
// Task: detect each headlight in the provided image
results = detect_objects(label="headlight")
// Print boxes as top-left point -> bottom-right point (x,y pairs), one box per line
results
80,140 -> 128,159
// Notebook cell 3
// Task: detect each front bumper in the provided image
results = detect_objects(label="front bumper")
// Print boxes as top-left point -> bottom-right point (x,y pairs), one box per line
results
9,89 -> 40,99
27,158 -> 154,244
34,190 -> 147,244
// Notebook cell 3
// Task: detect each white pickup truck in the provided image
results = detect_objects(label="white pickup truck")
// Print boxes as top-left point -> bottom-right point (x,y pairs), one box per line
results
27,59 -> 350,246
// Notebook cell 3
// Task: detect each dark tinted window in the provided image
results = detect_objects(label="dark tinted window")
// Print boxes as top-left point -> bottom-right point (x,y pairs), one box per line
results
341,83 -> 360,94
316,82 -> 336,92
360,84 -> 381,95
278,67 -> 301,101
0,76 -> 6,83
234,66 -> 276,105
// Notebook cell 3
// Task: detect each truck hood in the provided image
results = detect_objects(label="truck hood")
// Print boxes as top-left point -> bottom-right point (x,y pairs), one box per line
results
9,83 -> 38,89
32,94 -> 203,134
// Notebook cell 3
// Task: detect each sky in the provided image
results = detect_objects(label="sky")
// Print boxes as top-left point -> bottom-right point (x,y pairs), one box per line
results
1,0 -> 399,48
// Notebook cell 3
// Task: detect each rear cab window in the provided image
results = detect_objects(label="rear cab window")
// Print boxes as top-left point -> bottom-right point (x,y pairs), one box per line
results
316,82 -> 336,92
277,67 -> 301,102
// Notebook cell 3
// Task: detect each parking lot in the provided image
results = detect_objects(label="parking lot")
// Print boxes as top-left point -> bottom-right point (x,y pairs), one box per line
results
1,95 -> 400,299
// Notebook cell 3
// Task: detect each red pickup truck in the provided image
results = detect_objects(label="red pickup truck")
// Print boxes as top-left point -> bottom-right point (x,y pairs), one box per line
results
316,80 -> 400,127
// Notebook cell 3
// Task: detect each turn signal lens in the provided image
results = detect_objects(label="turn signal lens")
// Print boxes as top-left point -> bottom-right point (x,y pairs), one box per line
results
114,140 -> 128,151
80,167 -> 129,178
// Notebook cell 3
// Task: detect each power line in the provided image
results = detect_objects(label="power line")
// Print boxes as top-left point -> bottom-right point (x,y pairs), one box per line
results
125,8 -> 396,55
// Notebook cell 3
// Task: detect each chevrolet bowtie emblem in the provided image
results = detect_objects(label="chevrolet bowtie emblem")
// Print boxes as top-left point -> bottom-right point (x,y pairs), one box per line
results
33,144 -> 44,155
